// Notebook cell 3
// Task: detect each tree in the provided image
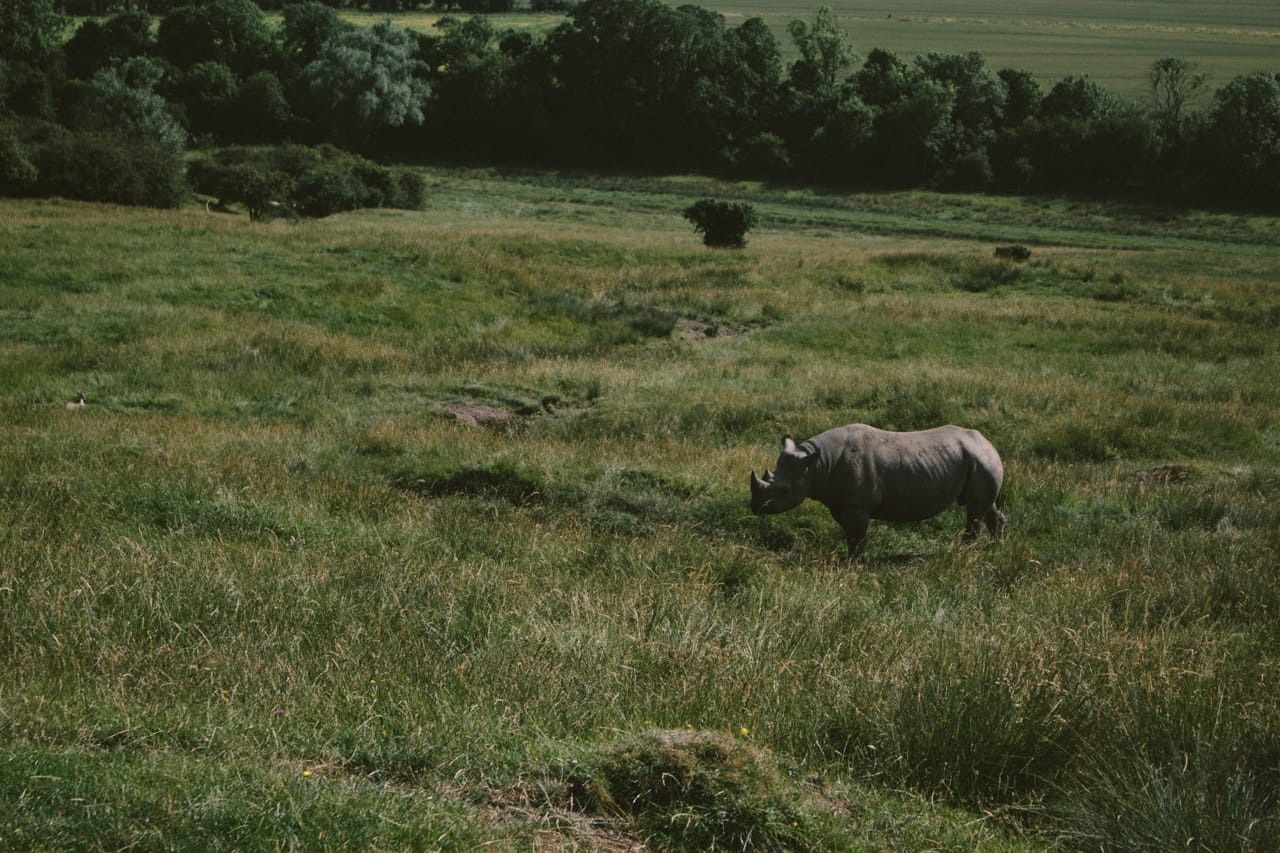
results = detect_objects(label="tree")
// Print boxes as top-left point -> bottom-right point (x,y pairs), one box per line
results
0,123 -> 38,194
420,15 -> 526,156
1040,75 -> 1112,122
299,20 -> 429,150
855,48 -> 911,108
997,68 -> 1042,127
778,9 -> 869,178
24,123 -> 188,207
156,0 -> 280,75
868,78 -> 954,185
851,48 -> 956,186
1147,57 -> 1207,145
175,61 -> 239,141
68,58 -> 186,155
230,71 -> 290,143
0,57 -> 58,120
786,6 -> 856,97
0,0 -> 68,64
1196,71 -> 1280,202
282,1 -> 350,67
915,52 -> 1007,187
544,0 -> 782,169
64,11 -> 155,80
717,17 -> 784,171
989,69 -> 1043,189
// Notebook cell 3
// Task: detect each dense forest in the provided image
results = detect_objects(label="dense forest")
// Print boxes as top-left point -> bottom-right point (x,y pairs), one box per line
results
2,0 -> 1278,213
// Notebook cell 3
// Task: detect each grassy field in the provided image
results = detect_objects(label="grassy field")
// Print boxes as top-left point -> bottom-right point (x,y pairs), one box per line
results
2,173 -> 1279,850
694,0 -> 1280,95
351,0 -> 1280,97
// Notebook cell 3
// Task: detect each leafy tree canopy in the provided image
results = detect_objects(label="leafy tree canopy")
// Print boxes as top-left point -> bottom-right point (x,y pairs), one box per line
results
300,20 -> 429,149
0,0 -> 68,64
787,6 -> 856,97
156,0 -> 280,74
69,58 -> 186,154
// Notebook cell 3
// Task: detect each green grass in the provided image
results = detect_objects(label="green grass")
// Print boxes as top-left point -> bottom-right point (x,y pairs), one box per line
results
2,173 -> 1279,849
694,0 -> 1280,95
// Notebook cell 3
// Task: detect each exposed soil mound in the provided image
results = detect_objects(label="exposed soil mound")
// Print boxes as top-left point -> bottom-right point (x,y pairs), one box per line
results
444,403 -> 518,428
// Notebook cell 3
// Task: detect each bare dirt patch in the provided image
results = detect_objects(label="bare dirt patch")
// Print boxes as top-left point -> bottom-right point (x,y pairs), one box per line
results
443,393 -> 572,429
673,318 -> 749,341
1134,464 -> 1191,485
444,403 -> 519,428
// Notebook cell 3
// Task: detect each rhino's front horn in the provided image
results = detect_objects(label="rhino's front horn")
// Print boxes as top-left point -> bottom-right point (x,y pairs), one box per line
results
750,470 -> 765,493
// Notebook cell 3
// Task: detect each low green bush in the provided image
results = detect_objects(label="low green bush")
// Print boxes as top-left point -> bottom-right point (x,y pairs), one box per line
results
5,119 -> 188,207
683,199 -> 758,248
188,144 -> 426,219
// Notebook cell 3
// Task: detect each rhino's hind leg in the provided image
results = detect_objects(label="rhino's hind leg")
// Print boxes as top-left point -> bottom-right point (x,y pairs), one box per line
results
985,505 -> 1007,540
963,503 -> 1006,542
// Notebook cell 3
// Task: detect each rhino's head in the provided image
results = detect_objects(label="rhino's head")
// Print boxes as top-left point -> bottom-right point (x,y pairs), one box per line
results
750,436 -> 816,515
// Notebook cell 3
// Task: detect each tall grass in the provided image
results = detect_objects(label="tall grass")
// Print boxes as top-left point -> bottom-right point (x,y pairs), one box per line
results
1,178 -> 1278,849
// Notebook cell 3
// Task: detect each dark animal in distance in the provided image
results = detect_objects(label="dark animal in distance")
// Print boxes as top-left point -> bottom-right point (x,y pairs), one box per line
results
994,245 -> 1032,261
750,424 -> 1006,560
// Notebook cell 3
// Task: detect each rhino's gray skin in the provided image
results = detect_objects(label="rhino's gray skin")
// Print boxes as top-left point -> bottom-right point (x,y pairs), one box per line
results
750,424 -> 1006,560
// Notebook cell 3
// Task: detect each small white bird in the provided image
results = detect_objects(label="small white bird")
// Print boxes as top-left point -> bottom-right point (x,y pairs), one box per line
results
66,391 -> 85,410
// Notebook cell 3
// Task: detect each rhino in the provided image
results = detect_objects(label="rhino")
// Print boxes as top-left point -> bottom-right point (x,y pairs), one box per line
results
750,424 -> 1006,560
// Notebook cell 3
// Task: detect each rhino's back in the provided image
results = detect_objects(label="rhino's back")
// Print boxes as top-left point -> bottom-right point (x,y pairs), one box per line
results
812,424 -> 1001,521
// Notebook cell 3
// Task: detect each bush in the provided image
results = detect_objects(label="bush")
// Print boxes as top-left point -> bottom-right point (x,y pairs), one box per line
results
188,159 -> 293,220
994,245 -> 1032,261
20,123 -> 187,207
292,163 -> 364,218
683,199 -> 758,248
187,145 -> 427,219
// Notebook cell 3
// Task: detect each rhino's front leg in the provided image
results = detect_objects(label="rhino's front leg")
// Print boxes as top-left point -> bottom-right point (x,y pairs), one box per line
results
828,504 -> 869,562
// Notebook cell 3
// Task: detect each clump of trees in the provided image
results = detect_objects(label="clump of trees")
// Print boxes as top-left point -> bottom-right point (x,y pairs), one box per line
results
2,0 -> 1279,211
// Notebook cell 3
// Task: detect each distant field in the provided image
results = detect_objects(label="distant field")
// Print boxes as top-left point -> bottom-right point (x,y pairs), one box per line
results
367,0 -> 1280,97
686,0 -> 1280,94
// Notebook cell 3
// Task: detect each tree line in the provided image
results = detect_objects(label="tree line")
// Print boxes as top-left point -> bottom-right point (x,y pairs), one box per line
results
2,0 -> 1278,213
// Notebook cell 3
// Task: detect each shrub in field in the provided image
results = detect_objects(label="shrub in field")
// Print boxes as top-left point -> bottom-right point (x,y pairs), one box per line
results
187,159 -> 292,220
24,124 -> 188,208
188,145 -> 426,219
995,245 -> 1032,261
683,199 -> 758,248
292,163 -> 365,218
577,729 -> 810,851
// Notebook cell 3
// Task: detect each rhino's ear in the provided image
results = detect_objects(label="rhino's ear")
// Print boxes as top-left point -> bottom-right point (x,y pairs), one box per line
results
782,435 -> 796,452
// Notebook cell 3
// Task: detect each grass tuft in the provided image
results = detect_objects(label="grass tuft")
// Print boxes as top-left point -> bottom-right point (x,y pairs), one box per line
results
576,729 -> 811,851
